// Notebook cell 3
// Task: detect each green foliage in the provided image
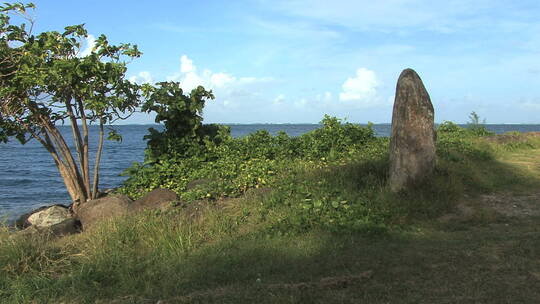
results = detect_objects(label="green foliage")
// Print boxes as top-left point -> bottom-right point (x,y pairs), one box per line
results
466,111 -> 493,137
0,15 -> 142,139
119,115 -> 377,204
121,113 -> 539,234
298,115 -> 375,160
468,111 -> 483,125
436,121 -> 494,162
126,111 -> 525,234
140,82 -> 218,162
0,2 -> 143,201
262,140 -> 390,234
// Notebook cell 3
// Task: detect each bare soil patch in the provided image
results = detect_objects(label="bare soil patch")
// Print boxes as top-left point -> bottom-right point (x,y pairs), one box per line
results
479,191 -> 540,217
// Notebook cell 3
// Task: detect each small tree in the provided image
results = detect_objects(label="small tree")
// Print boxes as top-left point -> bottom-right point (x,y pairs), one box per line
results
468,111 -> 485,126
467,111 -> 492,136
0,3 -> 142,203
140,82 -> 217,162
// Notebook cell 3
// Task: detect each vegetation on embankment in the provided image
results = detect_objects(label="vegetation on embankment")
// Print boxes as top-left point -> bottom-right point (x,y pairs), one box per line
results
2,119 -> 540,303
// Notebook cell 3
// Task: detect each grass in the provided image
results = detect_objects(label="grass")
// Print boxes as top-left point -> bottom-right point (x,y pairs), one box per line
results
2,133 -> 540,303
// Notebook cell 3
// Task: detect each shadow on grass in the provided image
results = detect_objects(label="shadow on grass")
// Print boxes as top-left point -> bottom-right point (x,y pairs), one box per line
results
54,220 -> 540,304
172,222 -> 540,303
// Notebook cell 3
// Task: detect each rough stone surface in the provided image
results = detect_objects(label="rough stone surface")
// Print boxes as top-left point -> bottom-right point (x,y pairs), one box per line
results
74,194 -> 132,230
46,218 -> 81,236
15,204 -> 70,229
27,205 -> 71,228
131,188 -> 178,212
389,68 -> 436,192
13,218 -> 81,239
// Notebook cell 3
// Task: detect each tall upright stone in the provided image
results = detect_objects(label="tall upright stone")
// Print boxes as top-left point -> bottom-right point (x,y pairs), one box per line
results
389,69 -> 436,192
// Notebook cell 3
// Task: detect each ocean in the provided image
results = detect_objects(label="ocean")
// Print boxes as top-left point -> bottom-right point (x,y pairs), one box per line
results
1,123 -> 539,221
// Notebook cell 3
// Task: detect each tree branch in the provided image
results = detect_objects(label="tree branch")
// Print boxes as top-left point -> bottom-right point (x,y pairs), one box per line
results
92,117 -> 105,199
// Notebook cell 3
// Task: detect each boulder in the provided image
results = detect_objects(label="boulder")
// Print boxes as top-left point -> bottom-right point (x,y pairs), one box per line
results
15,204 -> 70,229
46,218 -> 81,236
97,188 -> 116,198
131,188 -> 178,212
389,68 -> 436,192
74,194 -> 132,230
27,205 -> 71,228
13,218 -> 81,239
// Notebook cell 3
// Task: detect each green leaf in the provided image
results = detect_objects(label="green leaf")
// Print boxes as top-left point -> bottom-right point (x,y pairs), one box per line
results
107,130 -> 122,142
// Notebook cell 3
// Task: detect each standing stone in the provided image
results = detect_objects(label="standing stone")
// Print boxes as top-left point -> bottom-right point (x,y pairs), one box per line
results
389,69 -> 436,192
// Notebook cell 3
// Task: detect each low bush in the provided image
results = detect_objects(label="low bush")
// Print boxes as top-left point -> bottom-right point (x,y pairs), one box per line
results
119,115 -> 377,203
119,116 -> 528,234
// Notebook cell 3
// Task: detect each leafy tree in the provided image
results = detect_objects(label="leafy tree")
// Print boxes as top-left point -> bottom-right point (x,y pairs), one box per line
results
467,111 -> 492,136
0,2 -> 142,203
118,82 -> 219,199
139,81 -> 221,163
468,111 -> 484,126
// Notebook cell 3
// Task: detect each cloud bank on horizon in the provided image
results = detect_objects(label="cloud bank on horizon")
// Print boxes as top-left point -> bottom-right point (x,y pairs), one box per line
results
35,0 -> 540,124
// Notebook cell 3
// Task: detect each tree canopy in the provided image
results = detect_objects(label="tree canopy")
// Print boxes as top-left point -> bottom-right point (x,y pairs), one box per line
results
0,2 -> 215,204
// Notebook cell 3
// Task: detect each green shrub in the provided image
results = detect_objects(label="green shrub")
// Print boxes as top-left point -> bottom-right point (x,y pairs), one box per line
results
119,115 -> 377,202
436,121 -> 494,162
466,111 -> 494,137
119,112 -> 529,234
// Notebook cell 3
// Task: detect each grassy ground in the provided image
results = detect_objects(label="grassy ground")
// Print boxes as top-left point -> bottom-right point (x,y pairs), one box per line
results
2,136 -> 540,303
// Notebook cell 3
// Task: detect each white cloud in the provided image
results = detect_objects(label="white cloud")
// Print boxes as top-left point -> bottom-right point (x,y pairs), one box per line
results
315,91 -> 333,104
211,73 -> 236,88
238,77 -> 273,84
273,94 -> 285,105
180,55 -> 195,73
339,68 -> 380,104
179,71 -> 204,91
164,55 -> 275,117
79,34 -> 96,57
128,71 -> 154,84
167,55 -> 274,93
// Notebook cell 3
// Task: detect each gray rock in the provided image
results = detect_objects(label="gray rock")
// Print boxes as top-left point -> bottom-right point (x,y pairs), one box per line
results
389,68 -> 436,192
74,194 -> 132,230
27,205 -> 71,228
97,188 -> 116,198
15,204 -> 69,229
131,188 -> 178,212
13,218 -> 80,239
46,218 -> 81,236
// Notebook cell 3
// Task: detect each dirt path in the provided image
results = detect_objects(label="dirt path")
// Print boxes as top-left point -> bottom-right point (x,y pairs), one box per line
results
440,148 -> 540,222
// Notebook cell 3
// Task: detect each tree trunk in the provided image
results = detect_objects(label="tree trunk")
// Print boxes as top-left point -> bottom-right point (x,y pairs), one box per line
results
91,118 -> 105,199
41,119 -> 89,203
57,161 -> 86,202
27,123 -> 88,203
66,100 -> 88,196
77,99 -> 91,197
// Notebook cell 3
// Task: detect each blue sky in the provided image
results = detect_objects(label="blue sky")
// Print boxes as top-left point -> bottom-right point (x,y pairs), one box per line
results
29,0 -> 540,124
